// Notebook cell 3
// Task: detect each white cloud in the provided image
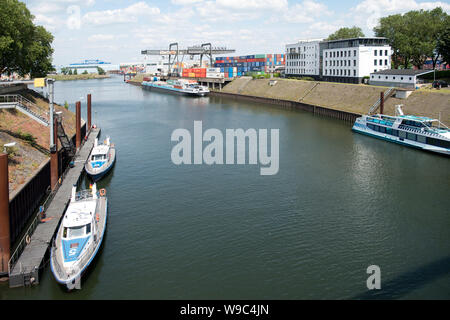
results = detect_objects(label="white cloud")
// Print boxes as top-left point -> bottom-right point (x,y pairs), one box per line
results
216,0 -> 288,10
88,34 -> 115,42
284,1 -> 332,23
171,0 -> 204,4
83,2 -> 160,25
352,0 -> 450,29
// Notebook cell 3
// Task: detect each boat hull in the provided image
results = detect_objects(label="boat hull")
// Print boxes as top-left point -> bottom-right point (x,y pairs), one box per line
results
352,123 -> 450,156
85,147 -> 116,182
142,82 -> 209,97
50,197 -> 108,290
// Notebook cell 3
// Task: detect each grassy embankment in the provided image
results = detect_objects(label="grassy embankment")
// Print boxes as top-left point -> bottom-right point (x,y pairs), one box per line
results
47,74 -> 110,81
0,88 -> 78,194
220,78 -> 450,126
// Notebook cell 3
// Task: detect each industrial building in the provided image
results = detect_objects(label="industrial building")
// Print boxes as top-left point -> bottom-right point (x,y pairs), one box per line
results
61,59 -> 119,74
286,37 -> 392,84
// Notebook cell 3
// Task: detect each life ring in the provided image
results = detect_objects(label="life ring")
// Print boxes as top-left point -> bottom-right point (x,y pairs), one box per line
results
25,235 -> 31,245
99,189 -> 106,197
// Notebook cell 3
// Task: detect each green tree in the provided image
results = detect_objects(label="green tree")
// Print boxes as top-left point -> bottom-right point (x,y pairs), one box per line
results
327,26 -> 365,41
0,0 -> 54,77
74,69 -> 78,75
436,24 -> 450,65
68,69 -> 73,75
82,70 -> 88,74
374,8 -> 449,69
97,67 -> 106,75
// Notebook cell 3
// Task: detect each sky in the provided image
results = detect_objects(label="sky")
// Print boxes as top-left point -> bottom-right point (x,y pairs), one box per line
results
21,0 -> 450,66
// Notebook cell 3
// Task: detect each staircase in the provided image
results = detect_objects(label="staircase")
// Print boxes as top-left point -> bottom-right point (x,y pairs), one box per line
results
0,94 -> 49,126
368,87 -> 395,115
55,114 -> 76,157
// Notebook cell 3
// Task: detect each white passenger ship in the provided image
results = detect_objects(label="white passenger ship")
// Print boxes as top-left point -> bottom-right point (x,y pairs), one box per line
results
352,105 -> 450,155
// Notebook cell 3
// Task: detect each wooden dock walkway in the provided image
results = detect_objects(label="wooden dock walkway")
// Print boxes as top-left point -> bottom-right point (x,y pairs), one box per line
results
8,128 -> 100,288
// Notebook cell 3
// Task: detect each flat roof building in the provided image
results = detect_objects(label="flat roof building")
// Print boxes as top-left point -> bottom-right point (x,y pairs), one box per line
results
369,69 -> 434,89
286,37 -> 392,84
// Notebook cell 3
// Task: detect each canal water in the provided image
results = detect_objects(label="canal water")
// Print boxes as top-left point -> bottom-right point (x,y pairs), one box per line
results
1,76 -> 449,299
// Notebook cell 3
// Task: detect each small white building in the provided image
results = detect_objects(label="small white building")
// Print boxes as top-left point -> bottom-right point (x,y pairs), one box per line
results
369,69 -> 434,89
286,39 -> 322,78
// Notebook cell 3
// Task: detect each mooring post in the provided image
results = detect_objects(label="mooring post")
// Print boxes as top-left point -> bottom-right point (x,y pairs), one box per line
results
50,117 -> 59,191
0,153 -> 10,275
87,94 -> 92,131
380,91 -> 384,114
76,101 -> 81,149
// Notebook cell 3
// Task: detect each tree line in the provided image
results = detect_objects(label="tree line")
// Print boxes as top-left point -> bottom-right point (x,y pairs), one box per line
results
0,0 -> 54,78
327,7 -> 449,69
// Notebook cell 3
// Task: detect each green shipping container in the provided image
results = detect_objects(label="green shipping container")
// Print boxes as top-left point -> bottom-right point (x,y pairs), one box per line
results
255,54 -> 266,59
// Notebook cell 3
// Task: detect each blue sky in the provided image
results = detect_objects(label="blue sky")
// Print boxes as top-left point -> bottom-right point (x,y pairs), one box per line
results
22,0 -> 450,66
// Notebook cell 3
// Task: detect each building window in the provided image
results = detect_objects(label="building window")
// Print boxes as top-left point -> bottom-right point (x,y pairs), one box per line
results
409,77 -> 412,80
354,50 -> 357,56
354,70 -> 356,77
393,77 -> 396,80
378,76 -> 381,79
374,60 -> 377,66
379,50 -> 383,56
380,59 -> 382,66
375,50 -> 377,56
354,60 -> 356,66
386,76 -> 388,79
401,77 -> 403,80
325,52 -> 327,58
385,50 -> 388,56
385,59 -> 388,66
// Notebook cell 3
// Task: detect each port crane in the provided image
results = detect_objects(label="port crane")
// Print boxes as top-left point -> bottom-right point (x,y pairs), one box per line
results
141,43 -> 235,76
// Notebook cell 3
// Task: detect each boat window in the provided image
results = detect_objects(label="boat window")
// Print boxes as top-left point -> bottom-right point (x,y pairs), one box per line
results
69,226 -> 85,238
392,129 -> 398,137
399,131 -> 407,139
92,154 -> 106,161
379,126 -> 386,133
386,128 -> 392,135
368,124 -> 375,130
407,132 -> 416,141
417,135 -> 426,144
86,223 -> 91,234
63,227 -> 68,238
427,137 -> 450,149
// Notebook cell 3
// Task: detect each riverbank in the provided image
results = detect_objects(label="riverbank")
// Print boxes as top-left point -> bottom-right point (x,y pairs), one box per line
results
47,74 -> 110,81
0,87 -> 77,194
220,78 -> 450,126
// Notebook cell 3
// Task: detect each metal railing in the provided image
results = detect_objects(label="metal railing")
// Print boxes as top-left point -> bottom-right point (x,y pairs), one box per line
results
368,87 -> 395,115
0,94 -> 49,125
8,154 -> 73,276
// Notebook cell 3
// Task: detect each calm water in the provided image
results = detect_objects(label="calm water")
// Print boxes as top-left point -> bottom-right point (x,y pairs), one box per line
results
1,76 -> 449,299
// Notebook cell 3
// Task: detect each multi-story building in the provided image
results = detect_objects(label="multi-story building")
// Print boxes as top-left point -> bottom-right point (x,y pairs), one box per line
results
285,39 -> 322,78
286,37 -> 392,84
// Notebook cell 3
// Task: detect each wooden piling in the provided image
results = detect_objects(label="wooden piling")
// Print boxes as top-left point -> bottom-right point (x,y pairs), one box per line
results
87,94 -> 92,131
50,118 -> 59,191
380,91 -> 384,114
76,101 -> 81,149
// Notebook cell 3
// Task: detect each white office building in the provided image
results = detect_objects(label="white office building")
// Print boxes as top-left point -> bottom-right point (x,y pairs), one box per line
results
286,37 -> 392,84
322,38 -> 391,83
369,69 -> 434,89
285,39 -> 322,78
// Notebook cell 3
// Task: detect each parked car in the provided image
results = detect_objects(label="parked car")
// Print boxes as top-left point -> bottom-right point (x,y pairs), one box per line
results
432,80 -> 448,88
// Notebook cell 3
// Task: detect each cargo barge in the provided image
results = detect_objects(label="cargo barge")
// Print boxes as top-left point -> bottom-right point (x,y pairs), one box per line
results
142,78 -> 209,96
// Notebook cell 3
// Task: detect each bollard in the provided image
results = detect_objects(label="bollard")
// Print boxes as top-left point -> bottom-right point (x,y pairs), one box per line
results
380,91 -> 384,115
87,94 -> 92,131
76,101 -> 81,149
0,154 -> 10,275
